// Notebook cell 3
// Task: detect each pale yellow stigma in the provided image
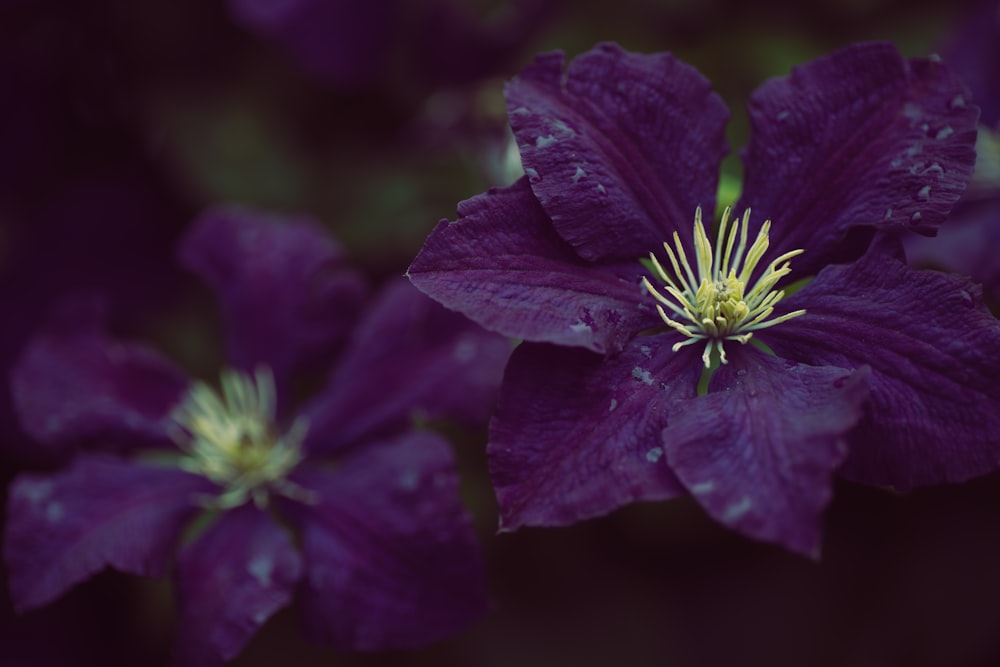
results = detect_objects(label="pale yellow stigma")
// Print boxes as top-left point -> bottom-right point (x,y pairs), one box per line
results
169,366 -> 314,509
641,206 -> 807,368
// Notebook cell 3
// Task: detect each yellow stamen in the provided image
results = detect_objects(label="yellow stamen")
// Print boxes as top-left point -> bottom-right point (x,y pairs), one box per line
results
643,207 -> 807,367
169,366 -> 315,509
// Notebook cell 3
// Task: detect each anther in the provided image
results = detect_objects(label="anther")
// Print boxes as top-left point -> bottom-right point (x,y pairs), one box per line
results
642,207 -> 806,367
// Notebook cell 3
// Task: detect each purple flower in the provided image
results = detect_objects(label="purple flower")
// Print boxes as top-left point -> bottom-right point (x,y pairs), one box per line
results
940,0 -> 1000,128
408,42 -> 1000,556
227,0 -> 558,90
228,0 -> 397,89
5,207 -> 512,664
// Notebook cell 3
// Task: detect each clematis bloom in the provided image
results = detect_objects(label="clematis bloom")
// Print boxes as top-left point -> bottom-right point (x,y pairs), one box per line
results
409,42 -> 1000,556
5,207 -> 511,665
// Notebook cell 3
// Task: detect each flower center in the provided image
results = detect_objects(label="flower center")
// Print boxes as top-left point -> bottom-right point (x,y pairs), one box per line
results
641,207 -> 807,367
169,366 -> 314,509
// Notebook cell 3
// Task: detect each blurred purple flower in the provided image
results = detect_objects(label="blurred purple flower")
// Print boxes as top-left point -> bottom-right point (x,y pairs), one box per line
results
409,42 -> 1000,556
228,0 -> 396,89
905,0 -> 1000,302
5,208 -> 511,664
227,0 -> 558,90
941,0 -> 1000,127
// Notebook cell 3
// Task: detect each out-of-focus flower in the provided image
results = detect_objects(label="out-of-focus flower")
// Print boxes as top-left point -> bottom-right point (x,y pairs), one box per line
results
905,0 -> 1000,303
5,208 -> 511,665
226,0 -> 559,91
227,0 -> 396,89
940,0 -> 1000,128
409,42 -> 1000,556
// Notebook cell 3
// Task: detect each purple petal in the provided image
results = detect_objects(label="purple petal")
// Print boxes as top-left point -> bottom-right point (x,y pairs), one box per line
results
663,350 -> 870,557
409,177 -> 660,354
507,43 -> 729,261
173,506 -> 303,667
302,279 -> 512,454
178,205 -> 368,397
739,41 -> 979,276
765,249 -> 1000,489
10,295 -> 189,457
489,338 -> 701,531
283,431 -> 487,651
3,455 -> 211,611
